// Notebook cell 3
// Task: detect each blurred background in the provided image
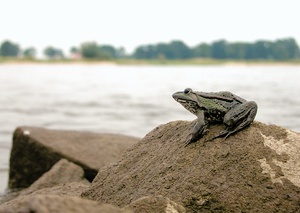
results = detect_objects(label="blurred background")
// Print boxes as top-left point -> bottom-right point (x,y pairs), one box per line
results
1,0 -> 300,194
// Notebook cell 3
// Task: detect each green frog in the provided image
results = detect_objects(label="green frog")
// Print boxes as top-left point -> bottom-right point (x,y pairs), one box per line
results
172,88 -> 258,146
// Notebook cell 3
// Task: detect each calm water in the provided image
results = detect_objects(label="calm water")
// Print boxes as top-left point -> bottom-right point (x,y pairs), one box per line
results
1,64 -> 300,194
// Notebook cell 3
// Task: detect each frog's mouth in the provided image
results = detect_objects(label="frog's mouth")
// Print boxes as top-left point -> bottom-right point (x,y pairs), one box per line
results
175,98 -> 199,115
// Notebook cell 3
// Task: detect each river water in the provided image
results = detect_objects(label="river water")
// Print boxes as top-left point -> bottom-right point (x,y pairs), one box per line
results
1,63 -> 300,194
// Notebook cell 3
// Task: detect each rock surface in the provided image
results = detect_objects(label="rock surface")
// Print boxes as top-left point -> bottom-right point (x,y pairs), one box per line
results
9,126 -> 139,188
0,194 -> 132,213
82,120 -> 300,212
0,182 -> 89,209
2,159 -> 89,206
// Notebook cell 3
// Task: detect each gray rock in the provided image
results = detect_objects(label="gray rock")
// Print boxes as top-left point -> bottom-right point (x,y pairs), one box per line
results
0,194 -> 132,213
9,126 -> 139,188
81,121 -> 300,212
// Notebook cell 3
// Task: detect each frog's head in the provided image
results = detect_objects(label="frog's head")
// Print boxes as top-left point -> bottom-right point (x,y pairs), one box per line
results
172,88 -> 199,115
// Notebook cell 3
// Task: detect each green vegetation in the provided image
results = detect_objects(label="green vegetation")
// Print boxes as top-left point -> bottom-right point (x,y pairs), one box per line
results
44,46 -> 64,59
0,38 -> 300,64
0,40 -> 19,57
80,42 -> 125,59
23,47 -> 36,59
134,40 -> 193,60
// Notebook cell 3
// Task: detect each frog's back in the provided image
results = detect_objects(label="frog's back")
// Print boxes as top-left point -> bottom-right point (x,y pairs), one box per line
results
196,92 -> 238,123
196,91 -> 246,117
215,91 -> 247,103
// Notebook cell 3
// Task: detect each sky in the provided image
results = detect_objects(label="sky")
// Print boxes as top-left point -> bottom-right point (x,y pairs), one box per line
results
1,0 -> 300,56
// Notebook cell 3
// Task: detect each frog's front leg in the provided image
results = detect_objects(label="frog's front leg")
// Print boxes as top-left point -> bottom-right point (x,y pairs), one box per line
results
185,110 -> 208,146
212,101 -> 257,140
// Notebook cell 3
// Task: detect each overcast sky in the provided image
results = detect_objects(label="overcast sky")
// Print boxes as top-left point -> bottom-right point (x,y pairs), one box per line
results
1,0 -> 299,55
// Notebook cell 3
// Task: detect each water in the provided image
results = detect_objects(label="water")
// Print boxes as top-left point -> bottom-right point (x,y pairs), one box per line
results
1,63 -> 300,194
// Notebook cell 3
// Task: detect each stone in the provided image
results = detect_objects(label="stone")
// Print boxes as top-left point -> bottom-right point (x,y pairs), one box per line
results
81,120 -> 300,212
0,182 -> 89,209
9,126 -> 139,188
125,195 -> 186,213
1,159 -> 88,204
20,158 -> 89,196
0,194 -> 131,213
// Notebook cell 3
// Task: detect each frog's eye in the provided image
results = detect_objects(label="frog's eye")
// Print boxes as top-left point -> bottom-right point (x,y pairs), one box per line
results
184,88 -> 192,94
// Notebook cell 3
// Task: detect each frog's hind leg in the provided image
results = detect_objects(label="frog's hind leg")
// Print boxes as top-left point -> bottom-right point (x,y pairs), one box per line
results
207,101 -> 257,141
223,101 -> 258,139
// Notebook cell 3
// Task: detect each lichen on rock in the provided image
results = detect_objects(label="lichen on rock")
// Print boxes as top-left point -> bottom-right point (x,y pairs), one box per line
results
259,129 -> 300,187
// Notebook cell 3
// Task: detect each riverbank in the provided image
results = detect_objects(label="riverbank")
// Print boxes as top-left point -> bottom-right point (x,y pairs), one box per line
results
1,58 -> 300,66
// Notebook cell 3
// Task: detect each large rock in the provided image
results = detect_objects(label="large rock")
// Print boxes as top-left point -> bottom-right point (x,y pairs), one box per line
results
9,126 -> 139,188
82,120 -> 300,212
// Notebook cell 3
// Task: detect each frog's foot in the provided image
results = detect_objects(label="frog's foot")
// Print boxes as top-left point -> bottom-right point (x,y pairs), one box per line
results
206,123 -> 252,142
184,128 -> 208,147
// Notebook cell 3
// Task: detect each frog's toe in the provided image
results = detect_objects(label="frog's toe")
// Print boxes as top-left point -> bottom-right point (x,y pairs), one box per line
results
219,130 -> 228,135
183,135 -> 192,146
224,132 -> 232,140
184,140 -> 191,147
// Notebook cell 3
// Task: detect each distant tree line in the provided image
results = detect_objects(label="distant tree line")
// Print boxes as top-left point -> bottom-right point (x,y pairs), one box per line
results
134,38 -> 300,60
78,42 -> 126,59
0,40 -> 126,60
1,38 -> 299,60
0,40 -> 37,59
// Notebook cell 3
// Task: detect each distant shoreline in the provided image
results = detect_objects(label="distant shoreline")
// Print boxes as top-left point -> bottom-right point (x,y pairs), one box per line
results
1,58 -> 300,66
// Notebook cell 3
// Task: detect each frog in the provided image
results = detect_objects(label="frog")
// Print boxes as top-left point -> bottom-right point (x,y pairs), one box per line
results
172,88 -> 258,146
